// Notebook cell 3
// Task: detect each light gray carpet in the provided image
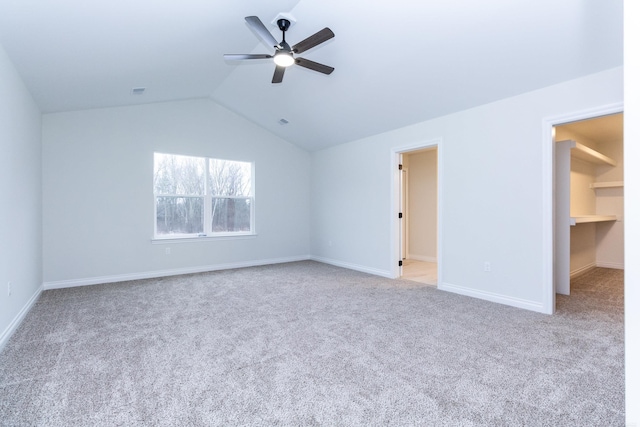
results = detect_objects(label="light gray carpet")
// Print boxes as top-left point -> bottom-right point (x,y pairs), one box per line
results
0,262 -> 624,426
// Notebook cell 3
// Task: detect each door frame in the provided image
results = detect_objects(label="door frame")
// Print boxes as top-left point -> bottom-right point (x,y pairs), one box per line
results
400,162 -> 409,260
542,102 -> 623,314
391,138 -> 443,282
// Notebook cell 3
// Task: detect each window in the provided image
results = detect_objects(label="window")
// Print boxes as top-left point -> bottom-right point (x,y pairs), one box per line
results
153,153 -> 254,238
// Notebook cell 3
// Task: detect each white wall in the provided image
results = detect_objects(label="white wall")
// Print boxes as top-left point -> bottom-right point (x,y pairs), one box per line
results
568,158 -> 597,275
570,156 -> 599,275
311,67 -> 623,312
42,99 -> 311,286
407,149 -> 437,262
0,44 -> 42,349
595,137 -> 624,269
624,0 -> 639,422
569,158 -> 596,216
310,138 -> 392,277
569,223 -> 596,275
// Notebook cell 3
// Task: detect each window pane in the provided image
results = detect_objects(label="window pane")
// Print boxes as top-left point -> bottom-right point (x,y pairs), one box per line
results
154,153 -> 205,195
156,196 -> 204,235
209,159 -> 252,196
211,198 -> 251,232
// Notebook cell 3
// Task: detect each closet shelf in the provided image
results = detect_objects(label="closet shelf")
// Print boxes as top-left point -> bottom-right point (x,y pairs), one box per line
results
590,181 -> 623,188
568,141 -> 617,166
570,215 -> 617,226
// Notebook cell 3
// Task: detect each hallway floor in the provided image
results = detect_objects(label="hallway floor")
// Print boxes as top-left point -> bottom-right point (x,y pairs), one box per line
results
401,259 -> 437,285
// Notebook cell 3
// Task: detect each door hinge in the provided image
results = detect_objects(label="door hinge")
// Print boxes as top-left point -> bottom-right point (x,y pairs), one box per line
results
399,212 -> 403,219
398,164 -> 403,170
399,260 -> 403,267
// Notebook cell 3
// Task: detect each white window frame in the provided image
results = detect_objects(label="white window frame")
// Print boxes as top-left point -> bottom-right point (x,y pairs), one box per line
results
153,153 -> 255,240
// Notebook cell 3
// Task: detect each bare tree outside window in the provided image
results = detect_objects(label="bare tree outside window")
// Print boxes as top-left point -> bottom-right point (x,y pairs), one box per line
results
209,159 -> 252,232
153,153 -> 253,238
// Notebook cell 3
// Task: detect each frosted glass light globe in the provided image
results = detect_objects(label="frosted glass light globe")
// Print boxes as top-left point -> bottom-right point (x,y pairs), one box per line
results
274,52 -> 295,67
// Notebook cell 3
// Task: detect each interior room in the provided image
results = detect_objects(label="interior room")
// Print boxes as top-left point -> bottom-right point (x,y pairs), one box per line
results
0,0 -> 638,424
400,148 -> 438,286
554,113 -> 624,295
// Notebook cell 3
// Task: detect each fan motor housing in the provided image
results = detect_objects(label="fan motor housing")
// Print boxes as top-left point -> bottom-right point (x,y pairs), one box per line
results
271,13 -> 296,28
277,19 -> 291,32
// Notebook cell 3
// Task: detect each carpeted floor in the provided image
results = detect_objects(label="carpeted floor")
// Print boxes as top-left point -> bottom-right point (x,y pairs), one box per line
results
0,262 -> 624,426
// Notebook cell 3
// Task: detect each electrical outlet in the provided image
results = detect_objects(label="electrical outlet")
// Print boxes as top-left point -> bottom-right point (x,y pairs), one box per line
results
7,281 -> 11,296
484,262 -> 491,272
165,247 -> 171,255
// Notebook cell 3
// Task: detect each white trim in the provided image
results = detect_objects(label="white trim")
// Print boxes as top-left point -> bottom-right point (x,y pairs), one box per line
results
439,282 -> 545,313
390,138 -> 443,282
311,256 -> 394,278
43,256 -> 311,290
570,263 -> 596,279
407,254 -> 438,263
541,102 -> 623,315
0,285 -> 43,353
402,166 -> 409,261
596,261 -> 624,270
151,233 -> 257,243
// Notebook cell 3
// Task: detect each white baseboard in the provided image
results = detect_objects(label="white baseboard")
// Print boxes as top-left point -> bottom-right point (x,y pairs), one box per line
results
596,261 -> 624,270
568,261 -> 624,279
570,263 -> 597,279
310,256 -> 394,278
0,285 -> 43,353
43,256 -> 311,290
439,282 -> 545,313
407,254 -> 437,263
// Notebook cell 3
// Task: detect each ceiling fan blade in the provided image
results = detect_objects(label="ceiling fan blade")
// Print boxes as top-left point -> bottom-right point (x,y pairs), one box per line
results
295,58 -> 334,75
224,54 -> 273,60
272,66 -> 286,83
245,16 -> 279,48
291,28 -> 335,54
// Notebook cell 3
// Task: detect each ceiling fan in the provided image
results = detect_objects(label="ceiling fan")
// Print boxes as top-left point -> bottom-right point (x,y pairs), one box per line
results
224,16 -> 335,84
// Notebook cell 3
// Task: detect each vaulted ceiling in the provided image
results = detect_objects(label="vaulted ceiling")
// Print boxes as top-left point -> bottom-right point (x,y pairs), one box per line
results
0,0 -> 623,151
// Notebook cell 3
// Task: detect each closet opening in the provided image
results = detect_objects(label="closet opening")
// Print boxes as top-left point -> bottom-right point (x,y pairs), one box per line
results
392,141 -> 441,286
553,112 -> 624,308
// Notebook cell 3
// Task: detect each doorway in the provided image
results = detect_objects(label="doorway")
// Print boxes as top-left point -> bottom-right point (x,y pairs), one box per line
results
553,112 -> 624,303
392,140 -> 441,285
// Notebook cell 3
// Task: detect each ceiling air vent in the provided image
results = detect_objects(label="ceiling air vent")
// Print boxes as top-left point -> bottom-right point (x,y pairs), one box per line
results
131,87 -> 146,95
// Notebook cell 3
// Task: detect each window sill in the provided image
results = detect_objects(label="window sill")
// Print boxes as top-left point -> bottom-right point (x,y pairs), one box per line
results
151,233 -> 257,244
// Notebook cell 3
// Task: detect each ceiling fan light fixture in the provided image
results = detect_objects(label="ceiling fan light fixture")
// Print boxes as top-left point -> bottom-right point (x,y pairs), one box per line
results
273,51 -> 295,67
223,16 -> 335,83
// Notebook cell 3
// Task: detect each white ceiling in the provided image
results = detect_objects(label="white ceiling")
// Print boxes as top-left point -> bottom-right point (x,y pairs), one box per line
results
0,0 -> 623,151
